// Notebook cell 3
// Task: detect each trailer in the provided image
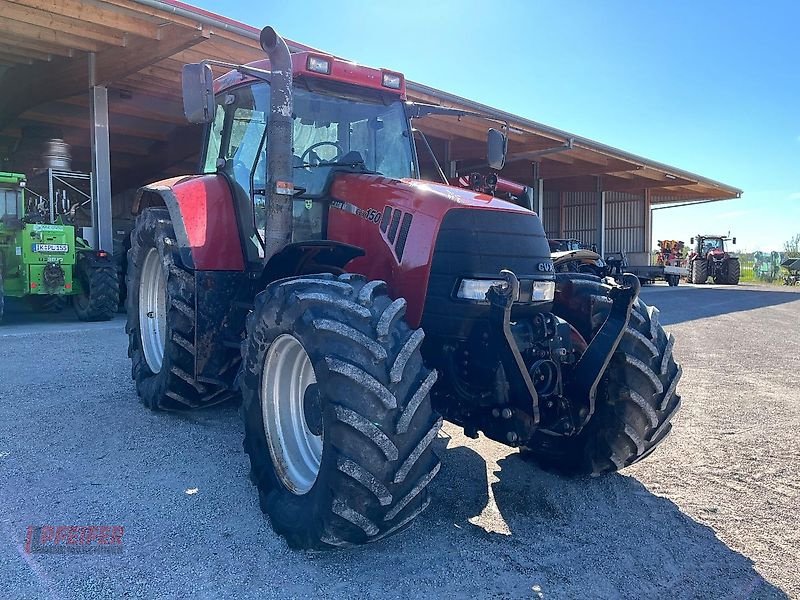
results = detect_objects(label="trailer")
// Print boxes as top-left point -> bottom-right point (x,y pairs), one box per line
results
605,251 -> 688,286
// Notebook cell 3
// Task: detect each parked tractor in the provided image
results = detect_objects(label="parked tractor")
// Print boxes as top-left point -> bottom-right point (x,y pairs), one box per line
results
126,27 -> 682,549
0,171 -> 118,323
688,234 -> 740,284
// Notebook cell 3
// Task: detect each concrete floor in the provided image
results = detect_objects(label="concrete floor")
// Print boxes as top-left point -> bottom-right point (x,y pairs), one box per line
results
1,283 -> 798,599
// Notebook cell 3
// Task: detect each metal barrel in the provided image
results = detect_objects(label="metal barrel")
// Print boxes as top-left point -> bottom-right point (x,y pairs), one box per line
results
41,138 -> 72,170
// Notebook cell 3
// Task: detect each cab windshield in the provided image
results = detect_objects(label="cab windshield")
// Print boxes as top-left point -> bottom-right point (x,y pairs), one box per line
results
702,238 -> 723,252
203,81 -> 415,197
203,81 -> 415,247
0,186 -> 20,219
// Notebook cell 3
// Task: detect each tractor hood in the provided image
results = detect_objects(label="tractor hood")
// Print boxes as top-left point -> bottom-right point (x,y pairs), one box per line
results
330,172 -> 534,219
326,172 -> 550,327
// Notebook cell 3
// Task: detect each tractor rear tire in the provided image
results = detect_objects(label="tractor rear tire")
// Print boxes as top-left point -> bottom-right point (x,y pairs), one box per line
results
690,259 -> 708,284
521,275 -> 682,475
27,294 -> 67,313
72,256 -> 119,321
126,208 -> 230,410
240,273 -> 442,549
726,259 -> 741,285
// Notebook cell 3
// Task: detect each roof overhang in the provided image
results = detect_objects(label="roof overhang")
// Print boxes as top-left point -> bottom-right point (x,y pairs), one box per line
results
0,0 -> 742,203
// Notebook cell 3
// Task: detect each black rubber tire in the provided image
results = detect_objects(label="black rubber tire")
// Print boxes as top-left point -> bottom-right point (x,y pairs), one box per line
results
240,273 -> 442,549
72,256 -> 119,321
27,294 -> 67,313
666,274 -> 679,287
126,208 -> 231,410
690,259 -> 708,284
726,258 -> 741,285
521,275 -> 682,475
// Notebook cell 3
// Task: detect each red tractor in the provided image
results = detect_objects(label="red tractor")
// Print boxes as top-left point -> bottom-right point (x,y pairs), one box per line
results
688,234 -> 740,284
126,27 -> 682,549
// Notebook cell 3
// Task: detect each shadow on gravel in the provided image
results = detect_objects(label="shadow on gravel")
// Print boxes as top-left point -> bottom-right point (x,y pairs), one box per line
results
643,286 -> 799,326
470,452 -> 787,598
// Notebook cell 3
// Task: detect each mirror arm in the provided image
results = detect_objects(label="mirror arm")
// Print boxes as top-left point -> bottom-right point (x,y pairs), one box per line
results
412,128 -> 448,184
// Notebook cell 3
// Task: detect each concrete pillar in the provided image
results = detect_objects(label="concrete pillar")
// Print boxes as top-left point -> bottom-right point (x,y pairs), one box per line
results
89,54 -> 113,253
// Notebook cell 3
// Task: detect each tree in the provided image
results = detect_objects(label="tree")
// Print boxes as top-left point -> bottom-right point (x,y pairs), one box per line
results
785,233 -> 800,257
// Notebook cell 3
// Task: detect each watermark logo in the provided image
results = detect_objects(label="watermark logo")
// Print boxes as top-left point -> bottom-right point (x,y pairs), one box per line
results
24,525 -> 124,554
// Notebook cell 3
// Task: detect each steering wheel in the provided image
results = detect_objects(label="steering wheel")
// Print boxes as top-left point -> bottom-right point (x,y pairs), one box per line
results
299,141 -> 344,166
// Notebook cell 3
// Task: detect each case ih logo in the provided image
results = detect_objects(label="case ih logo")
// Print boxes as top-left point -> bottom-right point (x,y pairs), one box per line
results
24,525 -> 124,554
380,205 -> 413,262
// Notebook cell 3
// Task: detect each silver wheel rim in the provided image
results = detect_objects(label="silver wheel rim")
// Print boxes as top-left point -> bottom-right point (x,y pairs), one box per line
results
261,334 -> 322,495
139,248 -> 167,373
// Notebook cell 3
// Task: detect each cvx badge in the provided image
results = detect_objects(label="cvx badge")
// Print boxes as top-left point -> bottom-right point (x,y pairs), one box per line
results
537,260 -> 554,273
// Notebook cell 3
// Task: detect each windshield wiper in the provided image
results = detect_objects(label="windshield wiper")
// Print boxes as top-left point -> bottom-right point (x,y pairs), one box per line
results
294,159 -> 375,171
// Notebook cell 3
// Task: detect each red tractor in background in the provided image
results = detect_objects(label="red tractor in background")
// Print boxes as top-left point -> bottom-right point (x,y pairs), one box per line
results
126,27 -> 682,549
688,234 -> 740,284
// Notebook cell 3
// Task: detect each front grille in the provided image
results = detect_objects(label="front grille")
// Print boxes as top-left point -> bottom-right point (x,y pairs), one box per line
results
421,208 -> 553,340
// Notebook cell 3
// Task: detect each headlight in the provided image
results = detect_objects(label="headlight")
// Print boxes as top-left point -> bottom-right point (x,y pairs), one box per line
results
456,279 -> 555,302
531,280 -> 555,301
456,278 -> 505,301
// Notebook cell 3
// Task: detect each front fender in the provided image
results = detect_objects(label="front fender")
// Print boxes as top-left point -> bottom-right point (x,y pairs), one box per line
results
134,175 -> 245,271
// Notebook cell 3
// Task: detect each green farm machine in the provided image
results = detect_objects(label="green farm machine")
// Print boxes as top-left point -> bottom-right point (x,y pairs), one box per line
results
0,171 -> 118,323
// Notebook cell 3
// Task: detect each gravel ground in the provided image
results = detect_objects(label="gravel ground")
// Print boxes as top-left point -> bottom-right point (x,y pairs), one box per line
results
1,283 -> 798,599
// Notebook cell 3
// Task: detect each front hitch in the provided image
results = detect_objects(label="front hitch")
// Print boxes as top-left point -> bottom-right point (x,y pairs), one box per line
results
486,269 -> 540,427
565,273 -> 641,425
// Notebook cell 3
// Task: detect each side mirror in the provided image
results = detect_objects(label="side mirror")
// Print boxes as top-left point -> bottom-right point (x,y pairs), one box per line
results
690,237 -> 695,244
732,237 -> 737,245
486,128 -> 507,170
181,63 -> 215,124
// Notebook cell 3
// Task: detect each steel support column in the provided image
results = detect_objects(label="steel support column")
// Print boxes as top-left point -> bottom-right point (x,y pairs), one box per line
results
531,161 -> 543,215
595,176 -> 605,256
643,188 -> 652,264
89,53 -> 113,253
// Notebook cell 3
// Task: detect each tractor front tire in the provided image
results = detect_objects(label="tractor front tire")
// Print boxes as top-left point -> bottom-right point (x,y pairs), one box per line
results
126,208 -> 229,410
72,256 -> 119,321
690,259 -> 708,284
240,273 -> 442,549
521,275 -> 682,475
726,259 -> 741,285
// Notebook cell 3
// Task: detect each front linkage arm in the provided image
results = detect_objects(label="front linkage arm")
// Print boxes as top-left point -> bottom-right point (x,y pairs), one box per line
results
564,273 -> 641,426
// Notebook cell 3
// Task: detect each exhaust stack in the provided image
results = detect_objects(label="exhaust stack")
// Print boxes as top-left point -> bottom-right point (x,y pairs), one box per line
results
259,26 -> 294,263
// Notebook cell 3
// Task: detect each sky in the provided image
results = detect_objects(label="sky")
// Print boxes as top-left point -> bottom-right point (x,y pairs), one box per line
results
195,0 -> 799,252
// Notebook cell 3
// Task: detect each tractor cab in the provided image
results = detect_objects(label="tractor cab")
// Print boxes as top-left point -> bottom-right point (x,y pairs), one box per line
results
0,172 -> 24,224
691,234 -> 736,259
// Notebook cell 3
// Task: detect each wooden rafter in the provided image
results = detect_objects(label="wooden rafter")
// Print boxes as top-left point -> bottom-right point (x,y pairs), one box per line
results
0,26 -> 207,130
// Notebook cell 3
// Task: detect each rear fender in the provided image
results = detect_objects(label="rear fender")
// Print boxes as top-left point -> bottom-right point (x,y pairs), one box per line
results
134,175 -> 245,271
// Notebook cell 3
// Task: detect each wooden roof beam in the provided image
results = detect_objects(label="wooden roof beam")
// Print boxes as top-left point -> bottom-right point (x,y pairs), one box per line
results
7,0 -> 164,39
0,52 -> 33,65
0,42 -> 52,62
540,158 -> 642,179
0,27 -> 207,130
0,2 -> 128,47
601,173 -> 696,193
0,32 -> 75,57
0,18 -> 102,53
